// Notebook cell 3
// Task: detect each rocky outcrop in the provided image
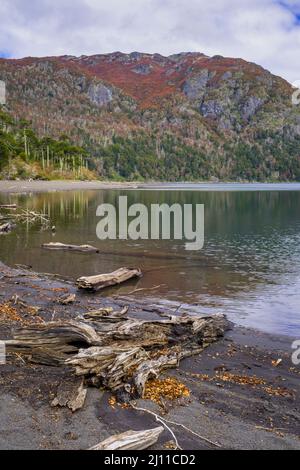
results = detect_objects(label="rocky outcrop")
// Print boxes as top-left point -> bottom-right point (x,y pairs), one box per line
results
87,83 -> 113,107
182,69 -> 211,100
132,64 -> 152,75
241,96 -> 265,121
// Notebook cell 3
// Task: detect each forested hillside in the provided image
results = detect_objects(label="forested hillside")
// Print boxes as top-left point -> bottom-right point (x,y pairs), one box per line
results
0,107 -> 94,180
1,52 -> 300,181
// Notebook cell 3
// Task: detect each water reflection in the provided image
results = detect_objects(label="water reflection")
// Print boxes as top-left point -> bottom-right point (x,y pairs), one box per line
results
0,189 -> 299,335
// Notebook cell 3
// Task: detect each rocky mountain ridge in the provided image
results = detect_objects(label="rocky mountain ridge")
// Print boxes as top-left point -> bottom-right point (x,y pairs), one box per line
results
0,51 -> 299,181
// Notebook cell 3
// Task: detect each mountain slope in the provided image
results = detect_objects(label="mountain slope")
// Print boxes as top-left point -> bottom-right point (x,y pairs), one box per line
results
0,52 -> 300,181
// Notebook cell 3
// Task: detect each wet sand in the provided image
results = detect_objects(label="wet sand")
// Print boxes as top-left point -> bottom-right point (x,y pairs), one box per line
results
0,263 -> 299,450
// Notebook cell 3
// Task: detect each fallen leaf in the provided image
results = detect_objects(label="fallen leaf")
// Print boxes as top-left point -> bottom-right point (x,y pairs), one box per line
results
144,377 -> 190,405
272,359 -> 282,367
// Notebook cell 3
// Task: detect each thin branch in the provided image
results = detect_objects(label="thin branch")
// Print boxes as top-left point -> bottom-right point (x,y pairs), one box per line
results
131,404 -> 181,450
126,284 -> 166,295
131,404 -> 221,449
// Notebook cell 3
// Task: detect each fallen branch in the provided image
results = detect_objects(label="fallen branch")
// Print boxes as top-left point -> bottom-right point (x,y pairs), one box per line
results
77,267 -> 142,292
42,242 -> 99,253
126,285 -> 166,295
131,405 -> 221,449
1,209 -> 50,230
15,209 -> 50,224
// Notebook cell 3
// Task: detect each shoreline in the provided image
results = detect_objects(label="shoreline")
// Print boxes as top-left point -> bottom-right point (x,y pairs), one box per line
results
0,262 -> 299,450
0,180 -> 140,194
1,180 -> 300,194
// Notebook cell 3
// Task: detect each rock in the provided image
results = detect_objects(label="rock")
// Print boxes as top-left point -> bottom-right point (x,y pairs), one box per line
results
129,52 -> 144,61
87,83 -> 113,107
183,69 -> 210,100
0,222 -> 15,234
200,99 -> 224,119
221,71 -> 233,80
241,96 -> 264,121
132,64 -> 152,75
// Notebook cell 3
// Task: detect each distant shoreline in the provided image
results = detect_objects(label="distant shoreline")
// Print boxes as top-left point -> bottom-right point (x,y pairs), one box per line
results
0,180 -> 140,194
1,180 -> 300,194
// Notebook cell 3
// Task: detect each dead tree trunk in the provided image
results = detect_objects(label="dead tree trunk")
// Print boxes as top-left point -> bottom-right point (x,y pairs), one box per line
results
5,314 -> 229,397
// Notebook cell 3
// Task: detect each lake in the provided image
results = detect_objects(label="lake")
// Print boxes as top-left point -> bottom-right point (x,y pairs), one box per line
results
0,185 -> 300,336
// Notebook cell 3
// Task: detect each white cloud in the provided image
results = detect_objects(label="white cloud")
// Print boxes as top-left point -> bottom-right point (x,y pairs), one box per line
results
0,0 -> 300,82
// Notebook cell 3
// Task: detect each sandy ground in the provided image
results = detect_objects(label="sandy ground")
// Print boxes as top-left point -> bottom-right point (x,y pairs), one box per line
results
0,262 -> 299,450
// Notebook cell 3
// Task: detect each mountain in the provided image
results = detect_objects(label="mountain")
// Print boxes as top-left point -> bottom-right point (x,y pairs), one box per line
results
0,51 -> 300,181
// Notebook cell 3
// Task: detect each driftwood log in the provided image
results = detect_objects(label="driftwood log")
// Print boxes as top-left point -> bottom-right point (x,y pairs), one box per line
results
77,267 -> 142,291
51,378 -> 87,412
57,293 -> 76,305
83,306 -> 129,321
42,242 -> 99,253
5,312 -> 228,399
90,427 -> 164,450
0,204 -> 17,209
6,320 -> 101,365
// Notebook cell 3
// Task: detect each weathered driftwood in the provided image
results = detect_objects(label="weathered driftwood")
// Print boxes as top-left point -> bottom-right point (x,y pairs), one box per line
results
0,210 -> 50,230
134,354 -> 180,397
0,204 -> 17,209
15,209 -> 50,225
57,293 -> 76,305
77,267 -> 142,292
5,320 -> 101,365
68,346 -> 149,391
89,427 -> 164,450
83,306 -> 129,321
51,378 -> 87,412
6,314 -> 228,397
42,242 -> 99,253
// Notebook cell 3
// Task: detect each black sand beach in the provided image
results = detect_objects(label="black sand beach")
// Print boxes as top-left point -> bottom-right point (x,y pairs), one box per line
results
0,263 -> 299,450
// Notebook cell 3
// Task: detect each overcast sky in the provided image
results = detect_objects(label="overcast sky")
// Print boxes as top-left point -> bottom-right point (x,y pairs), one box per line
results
0,0 -> 299,83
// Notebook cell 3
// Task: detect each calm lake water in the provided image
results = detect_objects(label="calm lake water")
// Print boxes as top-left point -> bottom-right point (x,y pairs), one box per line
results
0,185 -> 300,336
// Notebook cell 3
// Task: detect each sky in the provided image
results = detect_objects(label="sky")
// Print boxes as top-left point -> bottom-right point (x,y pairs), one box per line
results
0,0 -> 300,83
